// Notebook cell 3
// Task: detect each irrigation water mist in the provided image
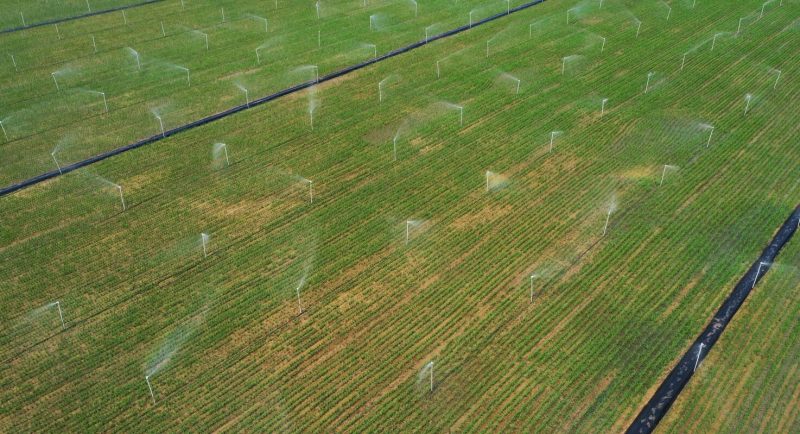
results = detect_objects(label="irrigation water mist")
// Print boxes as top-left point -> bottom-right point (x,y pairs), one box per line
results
144,314 -> 204,404
498,72 -> 521,94
419,361 -> 434,392
165,63 -> 191,86
235,83 -> 250,107
549,130 -> 563,152
51,301 -> 66,329
620,8 -> 643,37
681,35 -> 718,71
760,0 -> 776,18
432,47 -> 470,79
744,93 -> 753,115
84,171 -> 127,210
297,176 -> 314,203
440,101 -> 464,126
602,194 -> 618,237
247,14 -> 269,33
293,65 -> 320,83
711,32 -> 733,50
255,36 -> 284,64
51,72 -> 61,92
307,86 -> 320,130
212,142 -> 230,168
485,36 -> 496,58
82,89 -> 109,113
468,8 -> 482,27
659,0 -> 672,20
360,43 -> 377,59
645,71 -> 655,93
601,98 -> 609,115
769,68 -> 781,89
151,108 -> 166,137
405,219 -> 424,245
392,120 -> 409,161
378,74 -> 399,102
425,24 -> 437,42
561,55 -> 583,75
529,274 -> 539,302
21,301 -> 67,334
0,118 -> 9,141
660,164 -> 679,186
189,29 -> 209,51
737,11 -> 761,35
566,7 -> 578,24
51,151 -> 63,174
485,170 -> 509,192
125,47 -> 142,71
50,136 -> 74,174
699,123 -> 714,147
294,266 -> 312,315
200,233 -> 210,257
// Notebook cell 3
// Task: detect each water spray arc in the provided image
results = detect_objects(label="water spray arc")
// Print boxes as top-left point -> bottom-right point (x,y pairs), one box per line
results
549,130 -> 562,152
201,233 -> 210,258
660,165 -> 678,186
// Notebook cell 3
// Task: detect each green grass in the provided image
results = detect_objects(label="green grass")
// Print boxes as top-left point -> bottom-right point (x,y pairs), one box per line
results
1,0 -> 799,431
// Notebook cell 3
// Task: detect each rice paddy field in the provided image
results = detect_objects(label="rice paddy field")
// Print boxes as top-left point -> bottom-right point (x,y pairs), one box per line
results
1,0 -> 799,432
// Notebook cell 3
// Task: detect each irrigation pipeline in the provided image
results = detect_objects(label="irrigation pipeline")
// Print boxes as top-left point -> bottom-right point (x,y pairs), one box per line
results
0,0 -> 548,198
627,204 -> 800,433
0,0 -> 167,35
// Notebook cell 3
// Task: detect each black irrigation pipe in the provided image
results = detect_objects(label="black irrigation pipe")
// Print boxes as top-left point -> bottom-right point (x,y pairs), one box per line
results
627,204 -> 800,433
0,0 -> 166,35
0,0 -> 548,198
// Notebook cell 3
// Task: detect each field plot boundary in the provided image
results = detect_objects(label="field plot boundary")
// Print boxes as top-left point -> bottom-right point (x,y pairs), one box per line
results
0,0 -> 166,35
0,0 -> 547,198
627,204 -> 800,433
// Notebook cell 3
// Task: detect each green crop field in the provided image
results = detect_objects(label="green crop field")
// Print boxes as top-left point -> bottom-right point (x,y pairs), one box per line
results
658,240 -> 800,433
1,0 -> 798,432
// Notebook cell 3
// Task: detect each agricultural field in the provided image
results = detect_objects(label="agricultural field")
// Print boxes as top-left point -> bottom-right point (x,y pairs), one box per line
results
0,0 -> 512,184
0,0 -> 799,432
658,239 -> 800,433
